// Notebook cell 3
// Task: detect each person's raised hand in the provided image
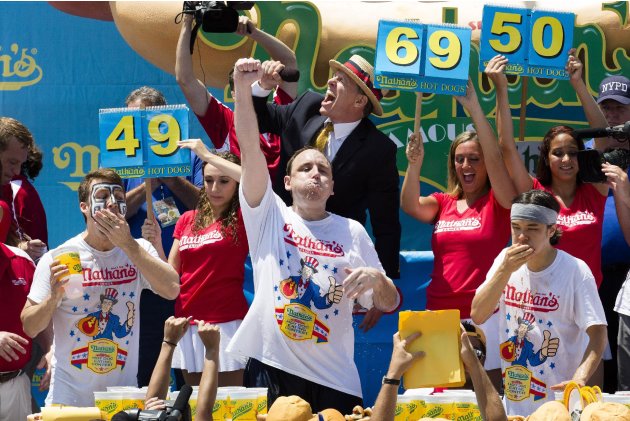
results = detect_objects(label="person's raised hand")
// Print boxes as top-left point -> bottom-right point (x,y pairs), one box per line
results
233,57 -> 263,88
386,331 -> 425,380
163,316 -> 192,345
484,54 -> 509,88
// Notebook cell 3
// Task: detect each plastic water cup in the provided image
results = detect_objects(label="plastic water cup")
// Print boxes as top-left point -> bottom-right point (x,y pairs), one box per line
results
52,246 -> 84,299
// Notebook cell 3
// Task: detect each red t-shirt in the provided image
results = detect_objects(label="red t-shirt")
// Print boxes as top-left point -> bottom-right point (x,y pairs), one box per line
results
196,88 -> 293,181
173,210 -> 249,323
0,243 -> 35,371
429,189 -> 511,318
0,199 -> 10,243
532,178 -> 606,287
1,175 -> 48,244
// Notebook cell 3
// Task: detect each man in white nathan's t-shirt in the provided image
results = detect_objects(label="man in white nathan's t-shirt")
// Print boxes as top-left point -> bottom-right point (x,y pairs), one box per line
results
20,168 -> 180,407
225,58 -> 400,415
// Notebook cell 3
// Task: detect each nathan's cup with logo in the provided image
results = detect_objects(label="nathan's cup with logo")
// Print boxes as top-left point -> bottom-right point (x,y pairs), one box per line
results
51,246 -> 84,299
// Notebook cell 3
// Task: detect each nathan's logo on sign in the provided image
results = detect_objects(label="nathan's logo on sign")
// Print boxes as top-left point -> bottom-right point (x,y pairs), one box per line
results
283,224 -> 345,257
505,285 -> 559,312
0,43 -> 42,90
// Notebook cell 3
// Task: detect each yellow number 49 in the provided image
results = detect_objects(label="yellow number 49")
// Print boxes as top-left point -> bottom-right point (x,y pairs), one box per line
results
106,115 -> 140,157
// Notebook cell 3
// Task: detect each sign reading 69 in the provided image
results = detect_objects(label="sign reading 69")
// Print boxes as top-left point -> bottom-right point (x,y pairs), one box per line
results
374,20 -> 471,95
99,105 -> 191,179
479,5 -> 574,79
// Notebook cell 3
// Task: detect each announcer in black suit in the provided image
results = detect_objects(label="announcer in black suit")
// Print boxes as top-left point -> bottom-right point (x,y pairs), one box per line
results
251,55 -> 401,329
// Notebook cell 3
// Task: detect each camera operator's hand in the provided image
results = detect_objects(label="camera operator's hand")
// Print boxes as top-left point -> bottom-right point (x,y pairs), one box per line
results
236,15 -> 255,36
145,396 -> 167,411
234,58 -> 262,89
163,316 -> 192,345
259,60 -> 285,91
603,163 -> 630,206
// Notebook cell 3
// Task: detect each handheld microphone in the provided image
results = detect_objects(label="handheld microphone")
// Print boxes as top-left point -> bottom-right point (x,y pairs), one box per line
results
278,68 -> 300,82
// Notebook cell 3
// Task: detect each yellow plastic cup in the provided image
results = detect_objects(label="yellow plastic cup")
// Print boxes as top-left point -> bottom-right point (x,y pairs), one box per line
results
94,391 -> 123,421
247,387 -> 269,415
424,394 -> 454,420
52,247 -> 84,299
122,389 -> 145,410
395,395 -> 411,421
228,390 -> 257,420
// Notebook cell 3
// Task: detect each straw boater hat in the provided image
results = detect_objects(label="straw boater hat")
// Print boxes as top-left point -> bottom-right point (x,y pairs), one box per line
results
329,55 -> 384,116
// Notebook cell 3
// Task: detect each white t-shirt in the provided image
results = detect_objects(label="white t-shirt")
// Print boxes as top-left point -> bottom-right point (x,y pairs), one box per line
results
28,234 -> 156,407
614,270 -> 630,317
478,249 -> 606,417
227,181 -> 382,398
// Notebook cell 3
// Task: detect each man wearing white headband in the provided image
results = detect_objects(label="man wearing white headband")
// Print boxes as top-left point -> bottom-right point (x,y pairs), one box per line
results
472,189 -> 607,416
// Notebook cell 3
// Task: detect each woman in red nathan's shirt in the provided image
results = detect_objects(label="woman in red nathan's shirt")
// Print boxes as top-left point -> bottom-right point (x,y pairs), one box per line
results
487,53 -> 621,289
143,139 -> 247,387
401,80 -> 517,387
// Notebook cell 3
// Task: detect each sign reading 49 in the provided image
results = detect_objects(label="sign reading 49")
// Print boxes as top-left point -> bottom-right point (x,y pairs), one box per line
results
99,105 -> 191,179
374,20 -> 471,96
479,5 -> 574,79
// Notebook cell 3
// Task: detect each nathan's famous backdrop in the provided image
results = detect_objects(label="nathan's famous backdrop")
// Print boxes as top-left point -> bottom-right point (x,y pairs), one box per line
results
2,1 -> 630,406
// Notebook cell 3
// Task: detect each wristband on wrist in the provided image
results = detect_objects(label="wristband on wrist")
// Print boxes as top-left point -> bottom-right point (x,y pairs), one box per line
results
163,339 -> 177,347
382,376 -> 400,385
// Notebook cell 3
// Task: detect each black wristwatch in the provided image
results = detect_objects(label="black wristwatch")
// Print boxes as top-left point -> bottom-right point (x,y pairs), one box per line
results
382,376 -> 400,385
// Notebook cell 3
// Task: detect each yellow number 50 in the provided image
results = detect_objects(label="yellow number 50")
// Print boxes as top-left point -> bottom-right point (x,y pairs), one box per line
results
385,27 -> 420,66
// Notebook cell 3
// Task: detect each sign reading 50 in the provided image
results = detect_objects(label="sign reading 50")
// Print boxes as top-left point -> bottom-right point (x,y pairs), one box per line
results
479,6 -> 574,79
374,20 -> 471,95
99,105 -> 191,178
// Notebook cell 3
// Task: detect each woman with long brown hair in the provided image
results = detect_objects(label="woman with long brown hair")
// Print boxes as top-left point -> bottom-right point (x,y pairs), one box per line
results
142,139 -> 247,387
401,80 -> 517,387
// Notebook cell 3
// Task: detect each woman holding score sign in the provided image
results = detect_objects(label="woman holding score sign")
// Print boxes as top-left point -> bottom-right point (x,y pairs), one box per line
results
142,139 -> 248,387
486,52 -> 621,289
401,79 -> 516,389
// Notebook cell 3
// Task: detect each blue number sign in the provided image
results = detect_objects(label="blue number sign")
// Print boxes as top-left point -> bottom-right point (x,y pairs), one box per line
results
479,5 -> 574,79
374,20 -> 471,95
99,105 -> 191,178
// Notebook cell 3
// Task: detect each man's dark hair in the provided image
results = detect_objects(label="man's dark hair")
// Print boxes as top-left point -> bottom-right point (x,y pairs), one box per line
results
23,144 -> 43,180
125,86 -> 167,107
78,168 -> 124,204
512,189 -> 563,245
285,146 -> 333,176
0,117 -> 34,152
